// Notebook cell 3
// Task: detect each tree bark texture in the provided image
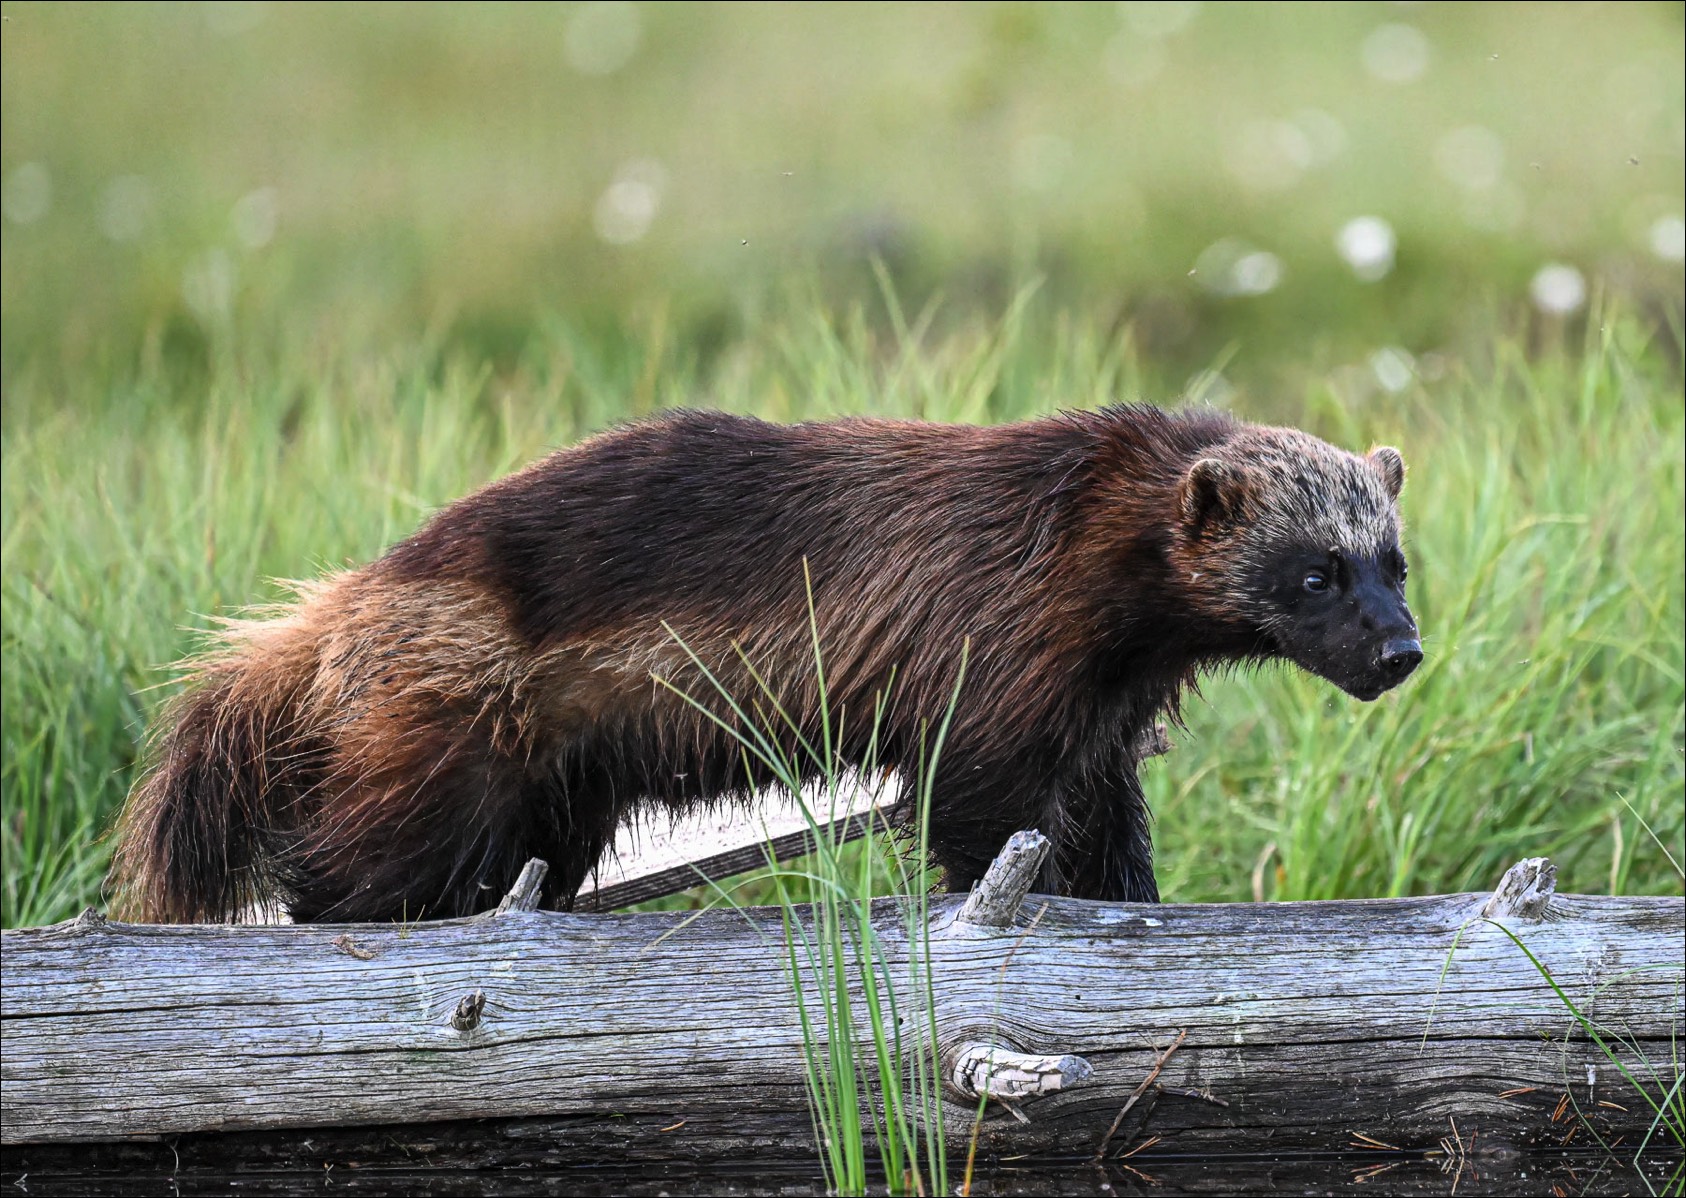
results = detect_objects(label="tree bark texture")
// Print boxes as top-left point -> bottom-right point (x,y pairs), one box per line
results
1,857 -> 1680,1166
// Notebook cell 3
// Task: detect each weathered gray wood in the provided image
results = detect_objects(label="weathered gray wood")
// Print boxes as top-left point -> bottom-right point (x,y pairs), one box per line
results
576,784 -> 897,910
578,739 -> 1163,913
957,828 -> 1051,927
494,858 -> 548,915
1481,856 -> 1556,920
949,1041 -> 1094,1103
2,856 -> 1680,1163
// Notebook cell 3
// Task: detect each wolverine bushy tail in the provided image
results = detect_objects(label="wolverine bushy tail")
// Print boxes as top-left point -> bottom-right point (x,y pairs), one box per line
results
109,618 -> 321,923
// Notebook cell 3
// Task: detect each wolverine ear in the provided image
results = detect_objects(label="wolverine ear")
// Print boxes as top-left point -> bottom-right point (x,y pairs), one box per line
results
1368,446 -> 1406,499
1181,458 -> 1250,535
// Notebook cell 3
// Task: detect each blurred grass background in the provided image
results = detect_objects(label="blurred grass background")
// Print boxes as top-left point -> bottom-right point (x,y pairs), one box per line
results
2,1 -> 1681,926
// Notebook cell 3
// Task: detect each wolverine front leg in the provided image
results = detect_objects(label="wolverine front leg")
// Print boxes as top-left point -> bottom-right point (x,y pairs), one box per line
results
915,751 -> 1052,897
919,750 -> 1157,904
1043,755 -> 1159,903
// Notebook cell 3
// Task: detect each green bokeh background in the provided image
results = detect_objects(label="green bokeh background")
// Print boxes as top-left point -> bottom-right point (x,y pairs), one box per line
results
4,2 -> 1681,388
2,2 -> 1682,926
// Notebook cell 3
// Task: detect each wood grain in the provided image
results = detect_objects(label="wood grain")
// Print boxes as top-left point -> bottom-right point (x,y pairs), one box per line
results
576,784 -> 896,910
2,863 -> 1680,1162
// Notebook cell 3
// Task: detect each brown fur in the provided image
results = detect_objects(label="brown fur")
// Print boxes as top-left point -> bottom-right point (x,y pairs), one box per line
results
109,406 -> 1416,922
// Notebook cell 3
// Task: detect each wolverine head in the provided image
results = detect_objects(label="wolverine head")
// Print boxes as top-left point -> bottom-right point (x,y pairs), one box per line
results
1175,428 -> 1421,701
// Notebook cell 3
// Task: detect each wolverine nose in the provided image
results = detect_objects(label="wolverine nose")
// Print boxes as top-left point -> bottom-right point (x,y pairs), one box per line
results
1379,637 -> 1423,681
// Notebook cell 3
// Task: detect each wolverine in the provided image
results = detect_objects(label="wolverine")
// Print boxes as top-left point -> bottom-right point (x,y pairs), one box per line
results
109,405 -> 1421,922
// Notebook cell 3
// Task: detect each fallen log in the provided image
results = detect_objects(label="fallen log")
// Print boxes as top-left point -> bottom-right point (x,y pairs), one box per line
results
576,779 -> 896,911
578,723 -> 1169,910
2,837 -> 1680,1180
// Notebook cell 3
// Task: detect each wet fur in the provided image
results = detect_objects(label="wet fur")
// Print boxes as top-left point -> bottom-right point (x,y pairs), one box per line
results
110,406 -> 1404,922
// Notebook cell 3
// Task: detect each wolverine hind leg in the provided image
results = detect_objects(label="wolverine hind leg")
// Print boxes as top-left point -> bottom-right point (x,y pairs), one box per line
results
282,709 -> 550,922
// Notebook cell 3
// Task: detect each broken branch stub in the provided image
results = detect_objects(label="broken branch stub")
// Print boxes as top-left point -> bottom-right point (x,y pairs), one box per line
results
958,829 -> 1051,928
1481,857 -> 1557,921
493,859 -> 549,916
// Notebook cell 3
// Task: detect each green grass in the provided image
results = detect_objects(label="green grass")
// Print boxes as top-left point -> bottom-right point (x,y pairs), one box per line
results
658,585 -> 960,1197
1487,917 -> 1685,1196
2,2 -> 1682,927
1,299 -> 1680,926
3,4 -> 1681,381
1153,319 -> 1686,904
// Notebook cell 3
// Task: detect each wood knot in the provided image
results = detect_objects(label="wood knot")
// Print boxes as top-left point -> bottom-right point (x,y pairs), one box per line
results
450,989 -> 487,1032
70,907 -> 108,933
332,934 -> 376,960
947,1041 -> 1095,1112
51,907 -> 110,938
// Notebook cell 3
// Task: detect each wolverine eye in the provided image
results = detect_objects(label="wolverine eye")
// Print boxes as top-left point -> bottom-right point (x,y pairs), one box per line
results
1303,571 -> 1329,594
1390,548 -> 1409,585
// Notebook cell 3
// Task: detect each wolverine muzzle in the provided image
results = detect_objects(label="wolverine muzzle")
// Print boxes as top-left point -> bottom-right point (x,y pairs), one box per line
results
1378,636 -> 1423,684
1337,622 -> 1420,700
